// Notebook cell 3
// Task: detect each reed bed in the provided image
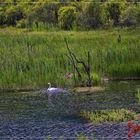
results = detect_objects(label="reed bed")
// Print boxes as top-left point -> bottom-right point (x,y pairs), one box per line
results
0,28 -> 140,89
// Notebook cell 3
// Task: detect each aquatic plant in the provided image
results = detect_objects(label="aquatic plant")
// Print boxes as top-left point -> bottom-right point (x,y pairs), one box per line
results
79,109 -> 136,124
76,133 -> 90,140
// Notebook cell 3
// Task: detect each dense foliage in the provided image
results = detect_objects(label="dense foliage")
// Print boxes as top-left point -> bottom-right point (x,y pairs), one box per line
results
0,0 -> 140,30
58,6 -> 76,29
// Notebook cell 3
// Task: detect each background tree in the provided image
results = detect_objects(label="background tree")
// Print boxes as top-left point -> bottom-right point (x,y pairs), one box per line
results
0,0 -> 140,29
0,8 -> 5,25
58,6 -> 76,30
5,6 -> 24,25
28,0 -> 59,26
120,5 -> 140,27
106,0 -> 126,26
76,1 -> 105,29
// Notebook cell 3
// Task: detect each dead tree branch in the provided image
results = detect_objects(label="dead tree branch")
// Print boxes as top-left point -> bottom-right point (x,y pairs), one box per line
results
64,38 -> 92,87
64,38 -> 82,80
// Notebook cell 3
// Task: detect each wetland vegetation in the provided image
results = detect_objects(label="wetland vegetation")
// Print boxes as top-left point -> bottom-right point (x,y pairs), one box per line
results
0,28 -> 140,90
0,0 -> 140,89
0,0 -> 140,139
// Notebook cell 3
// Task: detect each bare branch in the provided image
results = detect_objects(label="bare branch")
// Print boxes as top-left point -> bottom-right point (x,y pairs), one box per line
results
64,38 -> 92,87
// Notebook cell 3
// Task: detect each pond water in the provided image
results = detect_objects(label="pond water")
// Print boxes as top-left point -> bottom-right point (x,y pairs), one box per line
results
0,81 -> 140,139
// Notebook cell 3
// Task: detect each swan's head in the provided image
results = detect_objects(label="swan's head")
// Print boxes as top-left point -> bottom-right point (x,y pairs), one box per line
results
48,82 -> 51,88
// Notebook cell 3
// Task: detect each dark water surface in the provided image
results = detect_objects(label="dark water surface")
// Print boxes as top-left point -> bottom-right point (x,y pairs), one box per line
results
0,81 -> 140,139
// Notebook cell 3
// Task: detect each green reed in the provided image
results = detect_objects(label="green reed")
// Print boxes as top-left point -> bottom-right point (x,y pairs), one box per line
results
0,28 -> 140,89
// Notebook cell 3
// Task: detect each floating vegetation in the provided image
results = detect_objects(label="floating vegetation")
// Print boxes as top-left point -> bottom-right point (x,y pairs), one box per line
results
79,109 -> 136,124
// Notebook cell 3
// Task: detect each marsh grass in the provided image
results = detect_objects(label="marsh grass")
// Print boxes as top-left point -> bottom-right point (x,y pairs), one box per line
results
79,109 -> 136,124
0,28 -> 140,89
136,89 -> 140,103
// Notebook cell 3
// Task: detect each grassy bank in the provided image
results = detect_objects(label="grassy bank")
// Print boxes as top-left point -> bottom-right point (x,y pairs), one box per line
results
0,28 -> 140,89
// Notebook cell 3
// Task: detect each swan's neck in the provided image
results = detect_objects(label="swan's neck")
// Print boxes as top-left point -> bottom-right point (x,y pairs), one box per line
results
48,83 -> 51,88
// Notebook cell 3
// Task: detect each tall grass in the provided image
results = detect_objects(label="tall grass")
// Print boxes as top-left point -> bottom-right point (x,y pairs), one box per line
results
0,28 -> 140,89
29,22 -> 60,32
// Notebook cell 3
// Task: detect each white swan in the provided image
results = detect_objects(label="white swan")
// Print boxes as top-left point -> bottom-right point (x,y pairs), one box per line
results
40,82 -> 68,104
47,82 -> 67,94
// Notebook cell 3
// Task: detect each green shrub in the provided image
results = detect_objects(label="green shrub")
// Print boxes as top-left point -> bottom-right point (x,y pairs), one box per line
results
76,1 -> 104,29
28,0 -> 59,26
0,8 -> 5,25
75,12 -> 84,30
120,5 -> 140,27
5,6 -> 24,25
91,73 -> 101,85
0,0 -> 140,29
16,19 -> 28,28
58,6 -> 76,30
106,0 -> 126,26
